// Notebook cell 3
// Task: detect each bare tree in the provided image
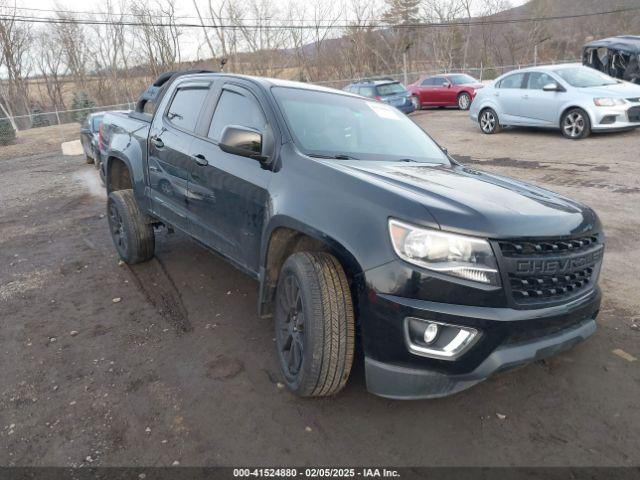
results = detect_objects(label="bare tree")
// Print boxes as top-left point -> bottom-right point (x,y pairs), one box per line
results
0,1 -> 33,128
34,26 -> 68,110
130,0 -> 183,78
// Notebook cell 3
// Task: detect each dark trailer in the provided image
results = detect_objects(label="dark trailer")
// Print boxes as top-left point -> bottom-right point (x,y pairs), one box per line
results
583,35 -> 640,84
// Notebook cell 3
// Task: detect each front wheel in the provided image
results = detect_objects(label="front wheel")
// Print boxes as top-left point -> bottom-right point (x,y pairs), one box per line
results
561,108 -> 591,139
274,252 -> 354,397
479,108 -> 501,134
457,92 -> 471,110
107,189 -> 155,264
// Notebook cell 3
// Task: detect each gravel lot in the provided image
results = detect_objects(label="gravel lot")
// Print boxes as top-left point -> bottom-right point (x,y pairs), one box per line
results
1,114 -> 639,467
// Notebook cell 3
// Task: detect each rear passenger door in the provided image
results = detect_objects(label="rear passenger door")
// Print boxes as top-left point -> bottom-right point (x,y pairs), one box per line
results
495,72 -> 526,123
147,81 -> 211,232
187,82 -> 272,274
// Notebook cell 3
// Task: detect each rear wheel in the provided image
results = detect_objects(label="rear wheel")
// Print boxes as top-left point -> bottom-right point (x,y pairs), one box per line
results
561,108 -> 591,139
457,92 -> 471,110
479,108 -> 501,134
107,189 -> 155,264
274,252 -> 354,397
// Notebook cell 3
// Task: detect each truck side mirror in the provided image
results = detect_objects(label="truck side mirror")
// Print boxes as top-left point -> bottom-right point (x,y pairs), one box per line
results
219,125 -> 267,162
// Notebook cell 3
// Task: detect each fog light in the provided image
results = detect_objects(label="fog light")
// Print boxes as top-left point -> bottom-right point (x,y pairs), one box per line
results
405,317 -> 480,360
423,323 -> 439,344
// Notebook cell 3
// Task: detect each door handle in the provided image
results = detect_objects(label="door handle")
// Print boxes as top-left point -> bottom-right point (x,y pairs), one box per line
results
150,136 -> 164,149
193,153 -> 208,166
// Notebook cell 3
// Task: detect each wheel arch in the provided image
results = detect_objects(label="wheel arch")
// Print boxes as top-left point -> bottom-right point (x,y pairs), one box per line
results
258,217 -> 364,320
559,104 -> 594,129
478,104 -> 502,125
105,155 -> 134,193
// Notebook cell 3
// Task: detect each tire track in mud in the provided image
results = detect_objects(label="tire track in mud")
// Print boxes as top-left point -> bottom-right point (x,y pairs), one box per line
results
126,257 -> 193,334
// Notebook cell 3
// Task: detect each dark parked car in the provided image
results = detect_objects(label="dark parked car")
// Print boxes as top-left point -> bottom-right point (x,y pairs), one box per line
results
343,78 -> 416,114
100,71 -> 603,399
408,73 -> 484,110
583,35 -> 640,84
80,112 -> 104,167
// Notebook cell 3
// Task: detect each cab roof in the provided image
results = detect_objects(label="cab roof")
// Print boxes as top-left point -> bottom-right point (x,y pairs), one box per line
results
584,36 -> 640,55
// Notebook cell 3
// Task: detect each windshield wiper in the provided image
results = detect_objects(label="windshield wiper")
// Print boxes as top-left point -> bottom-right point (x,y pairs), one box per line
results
308,153 -> 358,160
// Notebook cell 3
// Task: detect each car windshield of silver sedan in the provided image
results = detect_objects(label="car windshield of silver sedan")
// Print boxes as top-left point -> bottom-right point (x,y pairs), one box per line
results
272,87 -> 449,164
554,67 -> 618,88
449,74 -> 477,85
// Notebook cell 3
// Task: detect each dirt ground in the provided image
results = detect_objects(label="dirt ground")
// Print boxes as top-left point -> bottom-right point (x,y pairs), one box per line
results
0,115 -> 639,467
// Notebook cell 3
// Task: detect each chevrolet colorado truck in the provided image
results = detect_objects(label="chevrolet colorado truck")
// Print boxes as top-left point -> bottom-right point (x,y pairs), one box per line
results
101,71 -> 604,399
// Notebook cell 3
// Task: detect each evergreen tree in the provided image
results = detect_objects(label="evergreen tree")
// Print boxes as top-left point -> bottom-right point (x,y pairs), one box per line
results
382,0 -> 421,25
71,91 -> 96,124
0,118 -> 16,146
31,105 -> 50,128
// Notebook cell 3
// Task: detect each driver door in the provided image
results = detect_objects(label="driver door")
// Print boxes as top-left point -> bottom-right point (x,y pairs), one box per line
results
187,82 -> 272,273
520,72 -> 562,126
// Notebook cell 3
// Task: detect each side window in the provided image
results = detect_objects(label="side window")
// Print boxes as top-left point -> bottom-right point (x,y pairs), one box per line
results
498,73 -> 525,89
527,72 -> 555,90
421,78 -> 433,86
166,87 -> 209,132
432,76 -> 446,86
208,89 -> 266,142
358,86 -> 375,97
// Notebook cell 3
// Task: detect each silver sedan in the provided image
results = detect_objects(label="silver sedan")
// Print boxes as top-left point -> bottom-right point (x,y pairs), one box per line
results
470,64 -> 640,139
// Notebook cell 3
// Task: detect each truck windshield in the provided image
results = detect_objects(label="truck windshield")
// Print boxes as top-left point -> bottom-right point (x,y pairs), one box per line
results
272,87 -> 449,164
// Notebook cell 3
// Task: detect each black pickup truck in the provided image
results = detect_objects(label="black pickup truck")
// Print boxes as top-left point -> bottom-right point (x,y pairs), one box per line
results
101,71 -> 604,399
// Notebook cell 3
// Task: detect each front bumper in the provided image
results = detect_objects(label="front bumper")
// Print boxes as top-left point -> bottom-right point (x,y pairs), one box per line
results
590,103 -> 640,131
360,277 -> 601,399
367,316 -> 596,399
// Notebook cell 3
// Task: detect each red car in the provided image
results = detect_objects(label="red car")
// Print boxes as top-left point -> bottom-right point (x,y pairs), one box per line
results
408,73 -> 484,110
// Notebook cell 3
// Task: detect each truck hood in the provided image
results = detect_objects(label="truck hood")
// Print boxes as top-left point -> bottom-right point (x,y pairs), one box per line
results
330,161 -> 599,238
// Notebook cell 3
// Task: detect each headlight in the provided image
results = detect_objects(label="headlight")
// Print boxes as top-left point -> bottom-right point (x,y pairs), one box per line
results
593,97 -> 625,106
389,219 -> 500,286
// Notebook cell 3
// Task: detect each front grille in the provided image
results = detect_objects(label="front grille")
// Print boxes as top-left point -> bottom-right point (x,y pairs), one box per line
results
498,235 -> 599,256
497,234 -> 603,307
628,106 -> 640,123
509,266 -> 594,301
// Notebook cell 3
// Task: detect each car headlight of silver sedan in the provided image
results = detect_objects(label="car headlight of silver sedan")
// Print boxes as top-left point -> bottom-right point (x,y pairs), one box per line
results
593,97 -> 625,106
389,219 -> 500,286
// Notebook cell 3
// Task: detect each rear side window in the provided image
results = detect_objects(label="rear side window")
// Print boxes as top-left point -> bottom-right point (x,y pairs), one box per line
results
208,89 -> 266,142
498,73 -> 525,89
377,83 -> 405,96
358,86 -> 375,97
166,87 -> 209,132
